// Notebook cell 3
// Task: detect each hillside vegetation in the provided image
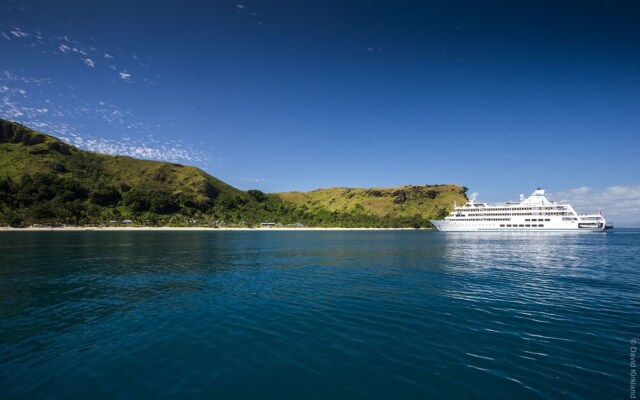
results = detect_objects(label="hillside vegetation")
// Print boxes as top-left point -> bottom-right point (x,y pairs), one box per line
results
279,185 -> 466,221
0,119 -> 466,227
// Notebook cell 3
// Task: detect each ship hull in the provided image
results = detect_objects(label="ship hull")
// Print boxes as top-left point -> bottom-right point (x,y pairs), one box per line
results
429,220 -> 606,232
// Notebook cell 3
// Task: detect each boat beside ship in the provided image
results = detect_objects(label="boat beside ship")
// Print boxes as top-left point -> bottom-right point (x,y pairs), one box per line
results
430,188 -> 610,232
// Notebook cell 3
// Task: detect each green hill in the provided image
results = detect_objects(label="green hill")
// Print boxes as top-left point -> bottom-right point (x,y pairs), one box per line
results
0,119 -> 248,226
279,185 -> 467,221
0,119 -> 466,228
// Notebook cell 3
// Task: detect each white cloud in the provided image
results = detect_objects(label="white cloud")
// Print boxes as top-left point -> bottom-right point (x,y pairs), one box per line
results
0,96 -> 47,118
240,177 -> 266,183
0,70 -> 50,85
1,24 -> 158,86
0,86 -> 26,95
0,71 -> 58,122
1,96 -> 24,117
10,28 -> 29,38
119,71 -> 132,82
95,102 -> 130,124
2,87 -> 213,166
60,132 -> 211,165
555,184 -> 640,227
236,4 -> 245,9
3,111 -> 213,166
57,42 -> 88,55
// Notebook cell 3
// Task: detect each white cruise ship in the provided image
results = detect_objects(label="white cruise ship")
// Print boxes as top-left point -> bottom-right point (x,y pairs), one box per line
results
430,188 -> 610,232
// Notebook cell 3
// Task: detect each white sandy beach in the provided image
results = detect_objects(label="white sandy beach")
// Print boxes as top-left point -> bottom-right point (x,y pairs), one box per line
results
0,226 -> 424,232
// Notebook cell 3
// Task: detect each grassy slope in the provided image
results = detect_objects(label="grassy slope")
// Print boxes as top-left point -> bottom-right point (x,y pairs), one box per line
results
0,119 -> 242,205
278,185 -> 467,220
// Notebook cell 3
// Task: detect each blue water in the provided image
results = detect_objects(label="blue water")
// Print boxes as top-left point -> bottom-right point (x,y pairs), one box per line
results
1,230 -> 638,399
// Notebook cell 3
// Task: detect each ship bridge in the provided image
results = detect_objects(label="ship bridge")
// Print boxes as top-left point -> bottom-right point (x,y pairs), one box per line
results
520,188 -> 554,206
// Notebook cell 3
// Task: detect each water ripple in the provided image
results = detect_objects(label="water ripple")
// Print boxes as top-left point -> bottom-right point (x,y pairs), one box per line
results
1,230 -> 638,399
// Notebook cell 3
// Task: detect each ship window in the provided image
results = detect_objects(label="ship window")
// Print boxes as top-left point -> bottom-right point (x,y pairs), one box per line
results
545,218 -> 550,221
519,224 -> 524,227
539,224 -> 544,227
506,224 -> 511,227
525,219 -> 530,221
500,224 -> 504,227
532,224 -> 537,227
525,224 -> 530,227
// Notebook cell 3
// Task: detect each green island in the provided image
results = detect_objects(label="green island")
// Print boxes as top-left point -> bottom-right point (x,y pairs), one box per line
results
0,119 -> 467,228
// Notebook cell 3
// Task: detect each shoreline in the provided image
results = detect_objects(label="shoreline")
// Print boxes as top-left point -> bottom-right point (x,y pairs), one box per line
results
0,226 -> 427,232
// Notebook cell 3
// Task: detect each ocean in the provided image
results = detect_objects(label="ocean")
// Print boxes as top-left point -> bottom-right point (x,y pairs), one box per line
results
1,230 -> 638,399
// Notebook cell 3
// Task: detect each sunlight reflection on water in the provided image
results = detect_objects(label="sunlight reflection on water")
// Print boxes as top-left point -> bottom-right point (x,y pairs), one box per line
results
0,230 -> 637,399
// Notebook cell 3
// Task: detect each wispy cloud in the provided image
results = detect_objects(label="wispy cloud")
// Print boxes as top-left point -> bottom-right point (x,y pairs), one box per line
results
0,85 -> 26,95
240,177 -> 266,183
119,71 -> 132,82
10,28 -> 29,38
555,184 -> 640,227
1,70 -> 51,86
0,20 -> 208,166
1,70 -> 147,131
57,131 -> 212,165
234,3 -> 263,27
0,95 -> 48,119
57,42 -> 87,56
95,101 -> 130,124
0,73 -> 50,118
0,112 -> 213,166
1,69 -> 214,167
1,23 -> 154,84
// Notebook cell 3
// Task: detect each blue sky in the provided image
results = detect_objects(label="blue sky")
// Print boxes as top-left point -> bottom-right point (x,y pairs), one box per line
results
1,1 -> 639,225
